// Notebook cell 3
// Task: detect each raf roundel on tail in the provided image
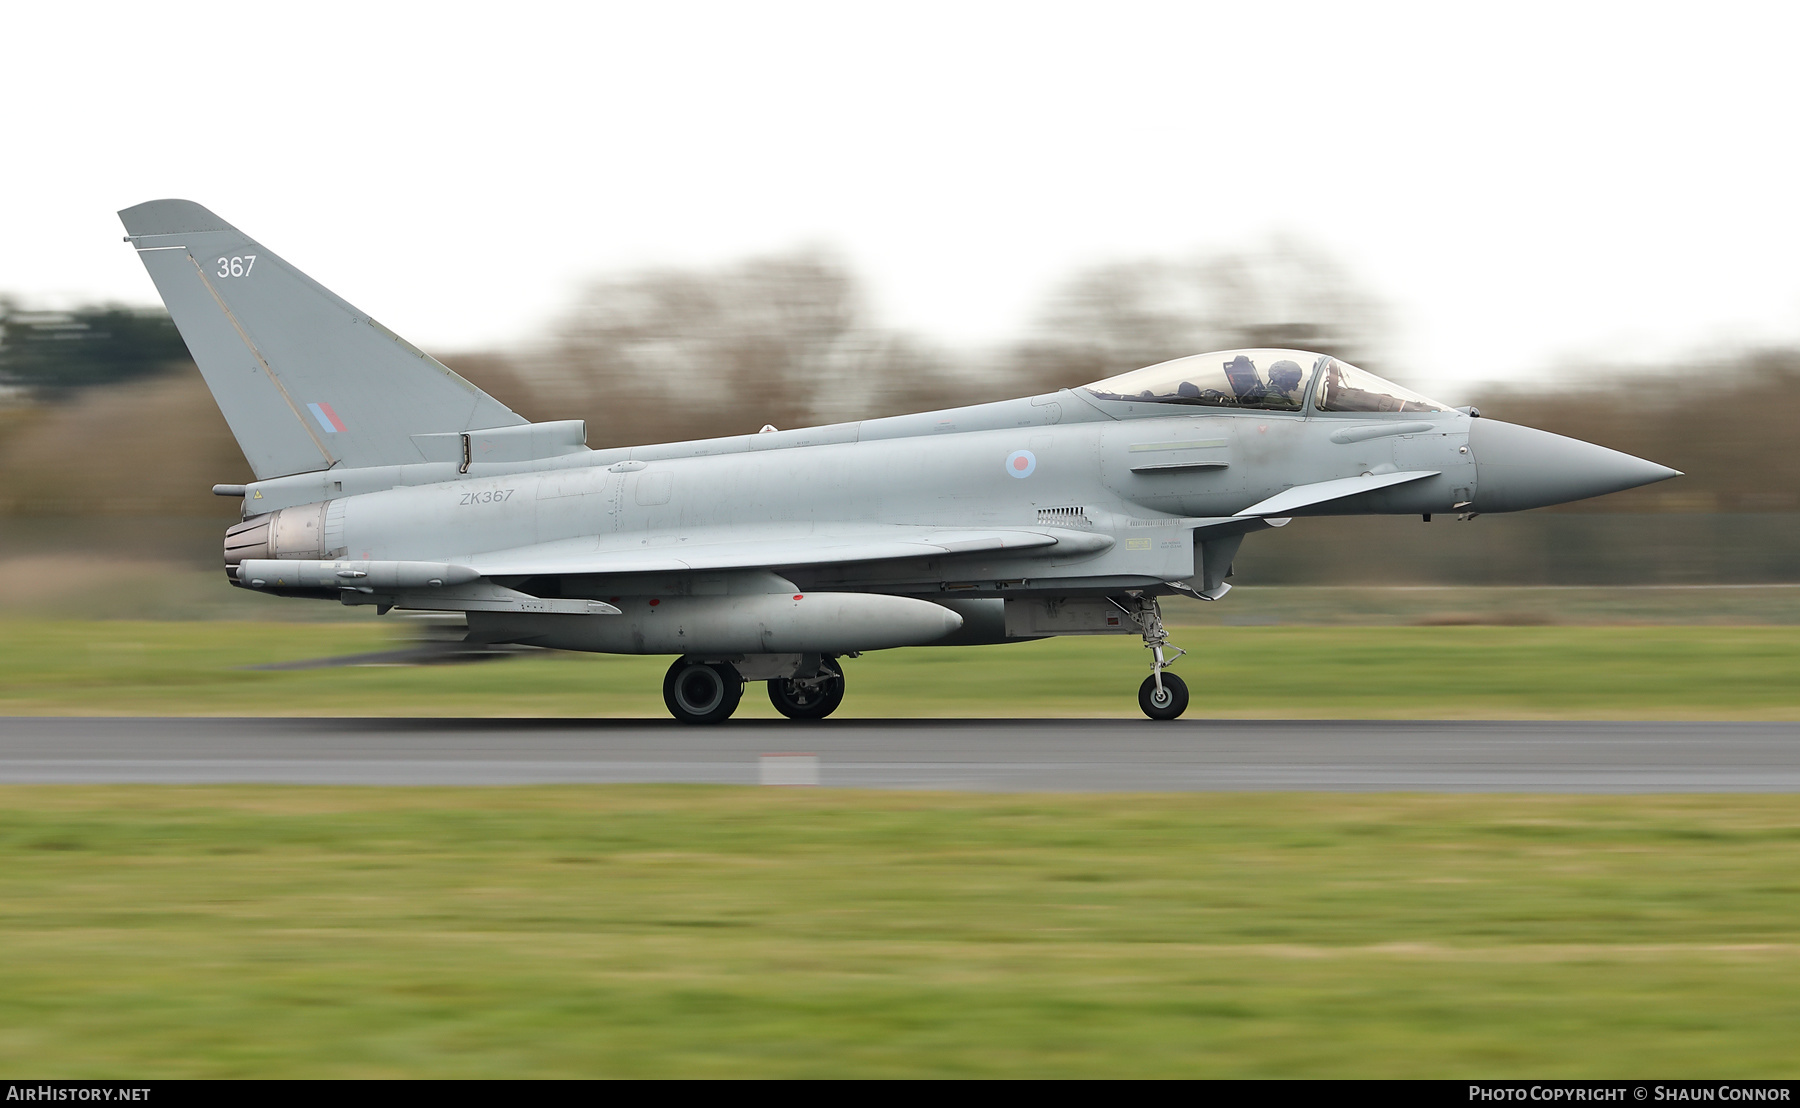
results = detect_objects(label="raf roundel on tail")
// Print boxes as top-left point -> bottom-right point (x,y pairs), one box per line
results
307,402 -> 346,434
120,199 -> 1682,722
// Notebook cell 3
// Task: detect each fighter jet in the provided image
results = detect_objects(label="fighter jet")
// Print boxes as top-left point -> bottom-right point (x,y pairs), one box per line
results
119,200 -> 1680,722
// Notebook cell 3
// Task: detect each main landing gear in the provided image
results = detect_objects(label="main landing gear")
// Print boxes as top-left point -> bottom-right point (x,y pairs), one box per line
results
1116,596 -> 1190,720
662,658 -> 743,725
767,657 -> 845,720
661,655 -> 848,724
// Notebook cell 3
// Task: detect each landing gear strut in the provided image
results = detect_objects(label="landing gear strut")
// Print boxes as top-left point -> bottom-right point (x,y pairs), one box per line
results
1116,595 -> 1189,720
662,657 -> 744,724
767,657 -> 846,720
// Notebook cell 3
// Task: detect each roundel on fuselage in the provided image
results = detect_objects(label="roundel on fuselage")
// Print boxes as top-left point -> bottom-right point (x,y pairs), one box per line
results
1005,449 -> 1037,478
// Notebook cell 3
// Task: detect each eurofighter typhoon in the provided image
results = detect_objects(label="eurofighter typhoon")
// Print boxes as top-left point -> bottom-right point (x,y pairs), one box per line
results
119,200 -> 1680,722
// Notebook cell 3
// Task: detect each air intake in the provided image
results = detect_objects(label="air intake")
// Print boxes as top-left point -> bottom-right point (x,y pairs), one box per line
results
1037,506 -> 1091,526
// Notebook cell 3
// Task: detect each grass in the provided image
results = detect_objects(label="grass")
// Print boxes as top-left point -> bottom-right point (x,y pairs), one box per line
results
4,602 -> 1797,1076
2,617 -> 1799,718
0,787 -> 1796,1077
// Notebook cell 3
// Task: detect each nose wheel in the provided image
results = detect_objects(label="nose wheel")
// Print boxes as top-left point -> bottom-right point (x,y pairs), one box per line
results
1115,595 -> 1190,720
1138,672 -> 1189,720
662,658 -> 744,724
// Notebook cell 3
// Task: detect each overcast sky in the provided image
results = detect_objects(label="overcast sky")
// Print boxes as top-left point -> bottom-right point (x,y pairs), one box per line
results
5,0 -> 1798,394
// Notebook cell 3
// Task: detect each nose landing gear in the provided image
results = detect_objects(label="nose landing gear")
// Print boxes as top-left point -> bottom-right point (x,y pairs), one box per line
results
1116,596 -> 1190,720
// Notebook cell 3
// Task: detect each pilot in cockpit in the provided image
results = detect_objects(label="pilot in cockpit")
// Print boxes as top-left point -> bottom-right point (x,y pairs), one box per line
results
1262,359 -> 1305,407
1220,354 -> 1305,409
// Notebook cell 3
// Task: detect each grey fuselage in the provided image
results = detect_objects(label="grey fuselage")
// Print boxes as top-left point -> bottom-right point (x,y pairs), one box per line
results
227,378 -> 1521,653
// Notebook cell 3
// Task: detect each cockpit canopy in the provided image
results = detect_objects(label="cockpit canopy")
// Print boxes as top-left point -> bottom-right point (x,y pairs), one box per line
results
1081,349 -> 1450,415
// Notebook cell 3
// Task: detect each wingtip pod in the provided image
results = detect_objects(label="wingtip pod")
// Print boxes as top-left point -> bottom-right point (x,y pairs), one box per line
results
118,199 -> 236,238
235,559 -> 481,590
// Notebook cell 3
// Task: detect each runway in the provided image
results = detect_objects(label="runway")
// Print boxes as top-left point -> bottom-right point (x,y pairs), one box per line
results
2,717 -> 1798,790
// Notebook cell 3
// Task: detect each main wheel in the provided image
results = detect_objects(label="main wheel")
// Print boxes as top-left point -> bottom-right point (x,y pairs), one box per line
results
768,657 -> 845,720
1138,672 -> 1189,720
662,658 -> 744,724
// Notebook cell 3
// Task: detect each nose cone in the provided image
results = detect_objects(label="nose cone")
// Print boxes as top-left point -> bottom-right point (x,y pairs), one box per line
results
1470,419 -> 1681,512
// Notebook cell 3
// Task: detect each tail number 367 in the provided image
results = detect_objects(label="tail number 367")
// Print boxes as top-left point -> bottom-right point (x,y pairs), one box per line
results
216,255 -> 257,278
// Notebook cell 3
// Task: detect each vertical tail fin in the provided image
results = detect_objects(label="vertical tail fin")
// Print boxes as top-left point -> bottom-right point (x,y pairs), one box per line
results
118,199 -> 526,480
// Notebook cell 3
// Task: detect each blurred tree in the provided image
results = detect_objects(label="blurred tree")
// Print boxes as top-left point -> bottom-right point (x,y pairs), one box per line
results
438,350 -> 550,424
0,299 -> 190,394
1471,348 -> 1800,513
1006,237 -> 1395,394
0,369 -> 247,519
536,250 -> 962,447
